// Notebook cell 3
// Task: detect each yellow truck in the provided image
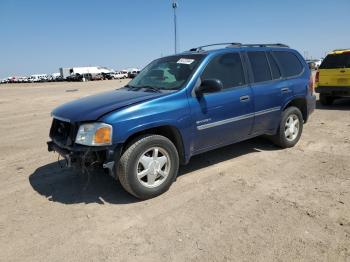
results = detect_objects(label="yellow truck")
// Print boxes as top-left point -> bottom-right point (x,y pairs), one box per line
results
315,49 -> 350,105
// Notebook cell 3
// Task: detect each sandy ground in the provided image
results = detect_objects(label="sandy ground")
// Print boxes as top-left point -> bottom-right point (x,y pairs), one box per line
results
0,80 -> 349,262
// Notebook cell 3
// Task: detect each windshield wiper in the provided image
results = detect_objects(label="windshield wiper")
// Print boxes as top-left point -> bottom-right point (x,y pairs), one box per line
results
124,84 -> 142,91
140,86 -> 162,93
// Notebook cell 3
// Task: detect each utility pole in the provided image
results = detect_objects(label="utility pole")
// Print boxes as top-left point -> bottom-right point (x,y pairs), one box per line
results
172,0 -> 178,54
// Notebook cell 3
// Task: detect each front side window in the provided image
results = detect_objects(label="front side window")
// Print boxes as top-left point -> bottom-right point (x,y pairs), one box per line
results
201,53 -> 245,89
273,51 -> 303,77
128,54 -> 204,90
248,51 -> 272,83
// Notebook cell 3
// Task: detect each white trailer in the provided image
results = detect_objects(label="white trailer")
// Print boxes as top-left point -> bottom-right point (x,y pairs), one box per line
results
59,66 -> 114,79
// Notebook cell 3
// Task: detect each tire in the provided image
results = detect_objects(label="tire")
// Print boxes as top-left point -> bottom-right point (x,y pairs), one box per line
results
319,94 -> 334,106
270,106 -> 303,148
117,135 -> 179,200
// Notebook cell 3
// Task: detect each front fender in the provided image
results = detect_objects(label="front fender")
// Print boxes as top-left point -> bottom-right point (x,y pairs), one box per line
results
100,90 -> 194,161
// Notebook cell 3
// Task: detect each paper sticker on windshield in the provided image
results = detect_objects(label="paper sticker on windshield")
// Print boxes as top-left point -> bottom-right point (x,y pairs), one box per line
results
177,58 -> 195,64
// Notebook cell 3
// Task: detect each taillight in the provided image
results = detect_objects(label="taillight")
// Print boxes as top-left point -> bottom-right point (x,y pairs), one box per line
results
315,71 -> 320,84
309,74 -> 314,95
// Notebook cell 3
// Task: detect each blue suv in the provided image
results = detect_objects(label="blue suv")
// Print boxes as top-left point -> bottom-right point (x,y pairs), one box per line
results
48,43 -> 316,199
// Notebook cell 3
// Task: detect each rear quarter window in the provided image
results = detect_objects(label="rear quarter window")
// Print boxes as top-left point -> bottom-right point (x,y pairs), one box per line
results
320,53 -> 350,69
273,51 -> 304,77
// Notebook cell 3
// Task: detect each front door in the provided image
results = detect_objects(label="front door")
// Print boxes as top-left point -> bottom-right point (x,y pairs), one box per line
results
188,52 -> 254,152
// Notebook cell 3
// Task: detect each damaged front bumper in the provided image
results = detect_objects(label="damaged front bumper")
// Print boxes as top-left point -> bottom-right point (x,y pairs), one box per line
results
47,140 -> 121,179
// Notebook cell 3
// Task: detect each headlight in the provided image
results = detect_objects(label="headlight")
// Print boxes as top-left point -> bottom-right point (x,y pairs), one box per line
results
75,123 -> 112,146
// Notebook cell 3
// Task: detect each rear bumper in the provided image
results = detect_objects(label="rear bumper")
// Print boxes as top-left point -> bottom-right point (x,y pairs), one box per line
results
315,86 -> 350,96
47,140 -> 121,178
306,94 -> 316,122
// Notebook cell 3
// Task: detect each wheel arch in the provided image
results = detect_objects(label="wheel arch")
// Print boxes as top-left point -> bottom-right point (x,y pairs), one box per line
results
121,125 -> 187,165
283,97 -> 308,122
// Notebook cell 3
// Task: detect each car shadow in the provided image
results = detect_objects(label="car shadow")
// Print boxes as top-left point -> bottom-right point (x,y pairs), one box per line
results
29,163 -> 137,205
178,136 -> 279,176
316,98 -> 350,110
29,137 -> 280,205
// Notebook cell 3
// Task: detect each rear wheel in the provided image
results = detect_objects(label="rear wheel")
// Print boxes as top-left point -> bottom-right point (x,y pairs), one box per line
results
270,106 -> 303,148
319,94 -> 334,106
117,135 -> 179,200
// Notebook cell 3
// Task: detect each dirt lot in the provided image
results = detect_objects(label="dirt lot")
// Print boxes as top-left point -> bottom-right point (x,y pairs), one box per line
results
0,80 -> 349,262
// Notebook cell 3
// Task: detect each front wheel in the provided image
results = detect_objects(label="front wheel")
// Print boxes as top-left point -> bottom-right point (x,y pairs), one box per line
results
270,106 -> 303,148
117,135 -> 179,200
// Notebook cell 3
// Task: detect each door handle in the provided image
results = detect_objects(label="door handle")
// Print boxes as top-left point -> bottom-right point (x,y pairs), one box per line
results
281,87 -> 290,93
240,95 -> 250,102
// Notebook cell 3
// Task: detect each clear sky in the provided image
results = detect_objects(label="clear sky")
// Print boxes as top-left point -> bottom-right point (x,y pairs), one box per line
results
1,0 -> 349,78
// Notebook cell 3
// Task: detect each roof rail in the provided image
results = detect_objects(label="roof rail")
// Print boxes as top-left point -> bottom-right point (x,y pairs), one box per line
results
189,43 -> 290,52
189,43 -> 241,52
227,43 -> 290,48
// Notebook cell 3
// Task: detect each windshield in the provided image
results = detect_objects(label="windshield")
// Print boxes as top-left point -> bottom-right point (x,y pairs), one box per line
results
128,54 -> 204,90
320,52 -> 350,69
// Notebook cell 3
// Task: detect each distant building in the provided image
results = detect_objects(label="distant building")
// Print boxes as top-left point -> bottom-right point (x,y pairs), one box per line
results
59,66 -> 114,79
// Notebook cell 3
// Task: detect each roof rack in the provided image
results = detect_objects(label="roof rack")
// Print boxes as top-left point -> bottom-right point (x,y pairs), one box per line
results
189,43 -> 289,52
189,43 -> 242,52
228,43 -> 290,48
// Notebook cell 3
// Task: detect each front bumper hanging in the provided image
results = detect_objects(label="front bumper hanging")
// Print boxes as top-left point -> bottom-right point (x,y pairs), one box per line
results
47,141 -> 121,178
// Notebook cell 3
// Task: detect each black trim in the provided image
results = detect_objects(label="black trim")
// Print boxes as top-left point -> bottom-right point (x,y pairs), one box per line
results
315,86 -> 350,95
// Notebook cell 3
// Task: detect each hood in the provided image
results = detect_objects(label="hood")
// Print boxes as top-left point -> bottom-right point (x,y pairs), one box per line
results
52,89 -> 165,122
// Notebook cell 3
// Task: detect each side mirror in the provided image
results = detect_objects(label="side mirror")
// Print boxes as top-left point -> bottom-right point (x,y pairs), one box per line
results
196,79 -> 223,95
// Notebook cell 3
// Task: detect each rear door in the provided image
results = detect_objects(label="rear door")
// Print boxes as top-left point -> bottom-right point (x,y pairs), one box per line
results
319,52 -> 350,86
272,50 -> 306,101
246,51 -> 285,134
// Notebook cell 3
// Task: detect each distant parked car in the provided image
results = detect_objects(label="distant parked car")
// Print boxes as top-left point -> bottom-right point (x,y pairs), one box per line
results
66,74 -> 77,81
306,60 -> 316,70
67,73 -> 93,82
128,70 -> 140,79
55,76 -> 64,82
16,77 -> 29,83
114,71 -> 128,79
66,73 -> 83,82
314,59 -> 322,69
91,73 -> 104,81
101,72 -> 115,80
306,59 -> 322,70
28,74 -> 48,82
8,77 -> 19,83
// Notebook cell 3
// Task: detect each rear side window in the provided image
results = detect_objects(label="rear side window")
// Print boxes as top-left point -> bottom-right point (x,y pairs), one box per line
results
248,52 -> 272,83
320,53 -> 350,69
201,53 -> 245,89
273,51 -> 303,77
267,52 -> 281,79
